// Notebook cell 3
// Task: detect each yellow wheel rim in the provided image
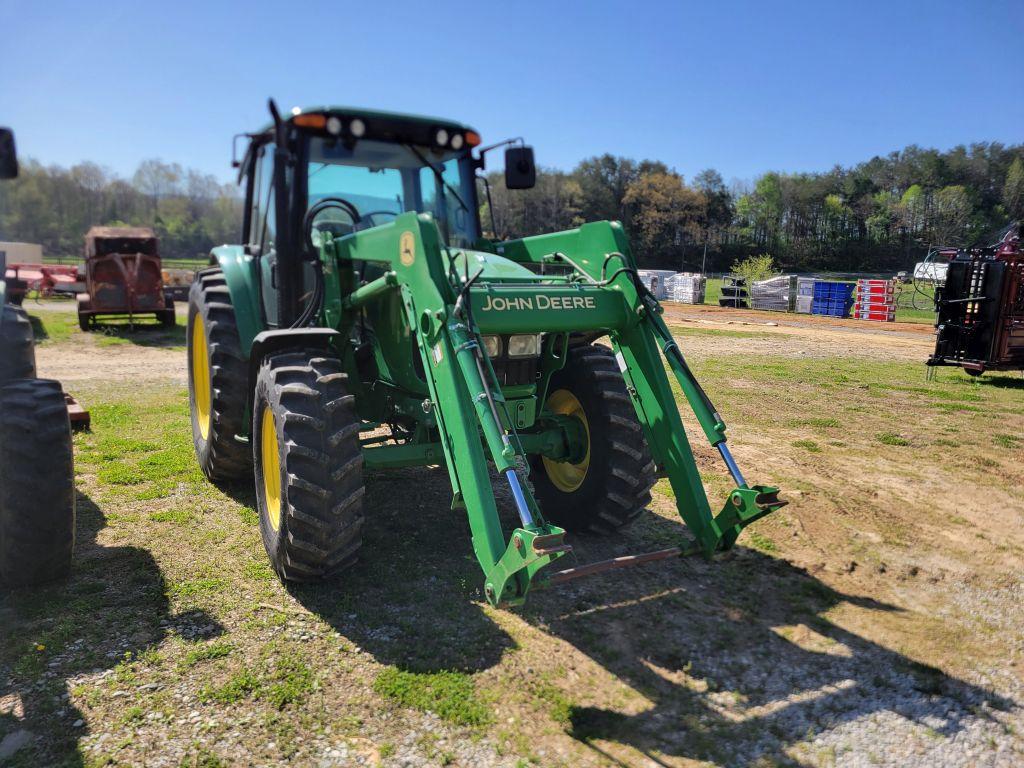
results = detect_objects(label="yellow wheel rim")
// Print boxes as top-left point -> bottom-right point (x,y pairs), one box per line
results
191,316 -> 212,440
542,389 -> 590,493
261,405 -> 282,532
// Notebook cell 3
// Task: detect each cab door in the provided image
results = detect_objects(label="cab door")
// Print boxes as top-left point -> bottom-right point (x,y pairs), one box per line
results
248,142 -> 278,326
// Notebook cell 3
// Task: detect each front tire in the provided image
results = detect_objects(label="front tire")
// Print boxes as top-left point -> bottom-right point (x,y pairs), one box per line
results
530,345 -> 657,534
253,350 -> 364,582
0,379 -> 76,585
187,268 -> 251,481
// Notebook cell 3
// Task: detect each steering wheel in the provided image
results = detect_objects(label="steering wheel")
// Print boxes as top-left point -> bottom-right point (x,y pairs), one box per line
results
304,197 -> 362,250
360,210 -> 399,228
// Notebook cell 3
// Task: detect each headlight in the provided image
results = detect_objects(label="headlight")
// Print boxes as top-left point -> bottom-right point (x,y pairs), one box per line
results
326,116 -> 343,136
349,118 -> 366,138
507,334 -> 541,358
450,133 -> 464,150
435,128 -> 449,146
481,335 -> 503,357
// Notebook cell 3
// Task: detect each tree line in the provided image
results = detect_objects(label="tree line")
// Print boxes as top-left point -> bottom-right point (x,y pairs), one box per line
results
0,159 -> 240,260
1,142 -> 1022,271
484,142 -> 1024,271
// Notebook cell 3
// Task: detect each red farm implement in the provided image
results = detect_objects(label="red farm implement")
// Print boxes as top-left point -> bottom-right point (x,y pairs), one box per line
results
76,227 -> 175,331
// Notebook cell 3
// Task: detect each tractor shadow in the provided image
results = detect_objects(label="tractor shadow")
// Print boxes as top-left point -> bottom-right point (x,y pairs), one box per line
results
519,510 -> 1015,765
291,465 -> 1012,764
0,490 -> 221,766
88,320 -> 186,348
288,466 -> 517,673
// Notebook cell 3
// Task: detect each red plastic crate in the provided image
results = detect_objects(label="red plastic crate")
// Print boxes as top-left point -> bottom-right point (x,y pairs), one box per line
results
853,307 -> 895,322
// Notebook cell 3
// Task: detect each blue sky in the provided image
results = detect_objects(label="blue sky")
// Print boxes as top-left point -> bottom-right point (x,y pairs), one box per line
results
2,0 -> 1022,186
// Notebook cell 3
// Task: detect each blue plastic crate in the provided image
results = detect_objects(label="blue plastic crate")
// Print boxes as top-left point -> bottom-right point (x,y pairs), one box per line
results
812,281 -> 855,302
811,296 -> 853,318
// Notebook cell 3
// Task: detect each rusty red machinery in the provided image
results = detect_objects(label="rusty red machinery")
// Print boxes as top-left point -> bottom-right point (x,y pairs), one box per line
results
76,226 -> 175,331
928,223 -> 1024,376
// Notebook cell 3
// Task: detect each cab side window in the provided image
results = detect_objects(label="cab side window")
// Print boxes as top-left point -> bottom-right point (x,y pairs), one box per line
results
249,143 -> 276,255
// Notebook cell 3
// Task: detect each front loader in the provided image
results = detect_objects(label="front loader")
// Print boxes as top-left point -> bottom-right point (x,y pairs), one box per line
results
187,102 -> 785,607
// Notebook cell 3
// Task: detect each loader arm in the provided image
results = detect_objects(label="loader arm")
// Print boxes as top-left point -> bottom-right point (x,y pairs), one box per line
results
326,214 -> 784,606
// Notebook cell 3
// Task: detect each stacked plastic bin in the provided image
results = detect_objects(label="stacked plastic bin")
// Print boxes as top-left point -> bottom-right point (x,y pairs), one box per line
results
795,278 -> 815,313
811,281 -> 855,318
665,273 -> 706,304
853,279 -> 896,322
750,275 -> 792,311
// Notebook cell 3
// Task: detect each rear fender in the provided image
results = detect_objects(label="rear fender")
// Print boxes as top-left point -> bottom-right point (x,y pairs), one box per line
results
210,245 -> 264,353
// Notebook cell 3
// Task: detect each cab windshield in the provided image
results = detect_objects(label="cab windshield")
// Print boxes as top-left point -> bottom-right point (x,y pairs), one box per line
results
306,136 -> 479,248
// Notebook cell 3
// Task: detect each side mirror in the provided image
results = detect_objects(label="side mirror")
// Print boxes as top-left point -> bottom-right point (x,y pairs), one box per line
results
0,128 -> 18,180
504,146 -> 536,190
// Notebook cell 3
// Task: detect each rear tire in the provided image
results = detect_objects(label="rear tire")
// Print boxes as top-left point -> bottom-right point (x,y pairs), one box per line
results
187,268 -> 251,481
0,302 -> 36,386
530,345 -> 656,534
0,379 -> 76,585
253,350 -> 364,582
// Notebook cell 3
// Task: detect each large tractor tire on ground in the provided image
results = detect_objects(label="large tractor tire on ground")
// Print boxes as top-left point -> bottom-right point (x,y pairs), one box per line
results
530,344 -> 657,534
0,301 -> 36,385
187,268 -> 251,481
253,350 -> 364,582
0,378 -> 76,585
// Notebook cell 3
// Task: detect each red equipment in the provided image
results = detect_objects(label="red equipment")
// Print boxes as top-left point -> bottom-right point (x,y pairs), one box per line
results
76,227 -> 175,330
929,224 -> 1024,375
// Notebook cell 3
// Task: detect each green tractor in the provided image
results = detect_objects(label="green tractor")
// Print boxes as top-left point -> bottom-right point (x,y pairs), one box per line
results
187,101 -> 784,606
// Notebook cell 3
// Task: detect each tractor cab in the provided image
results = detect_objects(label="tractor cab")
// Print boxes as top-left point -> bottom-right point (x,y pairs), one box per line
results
237,107 -> 535,327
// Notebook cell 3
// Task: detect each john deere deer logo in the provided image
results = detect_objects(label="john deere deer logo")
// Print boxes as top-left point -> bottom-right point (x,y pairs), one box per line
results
399,231 -> 416,267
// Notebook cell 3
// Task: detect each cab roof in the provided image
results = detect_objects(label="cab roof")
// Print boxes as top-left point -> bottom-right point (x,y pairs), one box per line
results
256,105 -> 477,136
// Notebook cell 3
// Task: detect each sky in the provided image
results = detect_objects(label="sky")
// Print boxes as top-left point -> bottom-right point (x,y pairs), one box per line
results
2,0 -> 1022,187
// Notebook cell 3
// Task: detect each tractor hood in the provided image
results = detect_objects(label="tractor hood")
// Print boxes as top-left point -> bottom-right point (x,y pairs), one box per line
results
442,248 -> 538,283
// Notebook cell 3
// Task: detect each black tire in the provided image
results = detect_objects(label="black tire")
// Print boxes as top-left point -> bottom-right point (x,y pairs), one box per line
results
0,378 -> 76,585
253,350 -> 364,582
159,300 -> 176,328
530,345 -> 657,534
187,268 -> 251,481
0,302 -> 36,387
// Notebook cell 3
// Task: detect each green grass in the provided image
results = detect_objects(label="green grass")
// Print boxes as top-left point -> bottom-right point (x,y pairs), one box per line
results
181,641 -> 234,668
876,431 -> 912,447
374,668 -> 492,726
791,439 -> 822,453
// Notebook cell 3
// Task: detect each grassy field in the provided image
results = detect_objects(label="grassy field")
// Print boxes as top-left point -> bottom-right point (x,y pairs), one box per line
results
1,306 -> 1021,767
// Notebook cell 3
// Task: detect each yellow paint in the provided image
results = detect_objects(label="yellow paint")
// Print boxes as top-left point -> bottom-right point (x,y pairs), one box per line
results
400,231 -> 416,266
191,317 -> 211,440
261,406 -> 282,531
542,389 -> 590,493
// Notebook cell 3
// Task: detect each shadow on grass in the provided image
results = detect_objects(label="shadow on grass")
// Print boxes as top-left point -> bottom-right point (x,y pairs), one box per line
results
975,373 -> 1024,389
287,466 -> 517,674
89,320 -> 186,348
278,463 -> 1012,764
0,490 -> 222,767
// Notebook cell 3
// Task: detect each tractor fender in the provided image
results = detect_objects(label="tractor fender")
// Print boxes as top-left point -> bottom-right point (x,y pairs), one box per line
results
243,328 -> 341,436
248,328 -> 341,385
210,245 -> 264,353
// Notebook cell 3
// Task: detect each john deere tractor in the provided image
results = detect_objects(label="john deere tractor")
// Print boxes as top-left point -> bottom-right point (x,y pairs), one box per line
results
187,101 -> 784,606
